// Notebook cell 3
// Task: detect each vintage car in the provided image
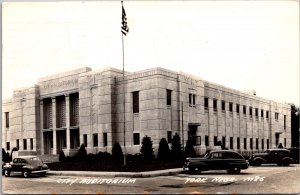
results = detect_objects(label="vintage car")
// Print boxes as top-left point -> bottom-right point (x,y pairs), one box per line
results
249,149 -> 295,166
3,156 -> 49,178
183,150 -> 249,174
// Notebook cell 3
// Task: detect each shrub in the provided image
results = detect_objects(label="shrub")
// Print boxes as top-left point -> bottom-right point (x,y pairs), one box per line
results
76,144 -> 87,161
185,138 -> 196,158
2,148 -> 10,163
140,135 -> 154,160
112,142 -> 124,161
126,153 -> 142,161
171,133 -> 183,160
157,138 -> 170,160
59,150 -> 66,162
97,152 -> 112,161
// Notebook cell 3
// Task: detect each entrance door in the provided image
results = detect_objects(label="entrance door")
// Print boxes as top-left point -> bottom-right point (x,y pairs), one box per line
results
43,132 -> 53,155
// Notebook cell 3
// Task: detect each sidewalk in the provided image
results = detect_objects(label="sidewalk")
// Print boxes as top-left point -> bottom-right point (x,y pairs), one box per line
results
48,168 -> 183,178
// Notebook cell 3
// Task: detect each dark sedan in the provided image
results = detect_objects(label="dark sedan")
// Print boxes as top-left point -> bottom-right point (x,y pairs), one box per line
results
3,156 -> 49,178
183,150 -> 249,174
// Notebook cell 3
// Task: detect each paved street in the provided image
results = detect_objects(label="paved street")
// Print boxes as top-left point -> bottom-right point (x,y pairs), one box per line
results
2,165 -> 300,194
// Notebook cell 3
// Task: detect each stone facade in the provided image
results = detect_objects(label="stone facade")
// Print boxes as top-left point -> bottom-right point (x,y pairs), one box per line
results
2,67 -> 291,156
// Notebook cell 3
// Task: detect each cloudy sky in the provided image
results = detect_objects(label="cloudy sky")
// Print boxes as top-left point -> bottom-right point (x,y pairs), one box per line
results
2,1 -> 299,105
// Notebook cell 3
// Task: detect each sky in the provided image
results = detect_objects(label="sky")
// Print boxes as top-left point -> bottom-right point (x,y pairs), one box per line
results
2,1 -> 300,106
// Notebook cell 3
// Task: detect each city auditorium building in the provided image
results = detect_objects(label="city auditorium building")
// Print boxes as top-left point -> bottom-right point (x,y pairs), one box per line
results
2,67 -> 291,156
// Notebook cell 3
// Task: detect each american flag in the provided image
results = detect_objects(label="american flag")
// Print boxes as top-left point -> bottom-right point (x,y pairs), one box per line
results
121,3 -> 129,36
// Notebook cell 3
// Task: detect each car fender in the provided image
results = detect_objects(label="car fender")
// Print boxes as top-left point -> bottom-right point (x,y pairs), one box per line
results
251,157 -> 268,164
282,157 -> 294,163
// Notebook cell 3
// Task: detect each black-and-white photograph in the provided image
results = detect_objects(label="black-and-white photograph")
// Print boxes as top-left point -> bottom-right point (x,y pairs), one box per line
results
2,0 -> 300,194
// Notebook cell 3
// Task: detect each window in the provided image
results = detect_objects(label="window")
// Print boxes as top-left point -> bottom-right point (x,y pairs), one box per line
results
275,112 -> 279,120
284,115 -> 286,130
267,139 -> 269,149
230,137 -> 233,149
249,107 -> 253,117
16,139 -> 19,150
222,136 -> 226,148
132,91 -> 139,113
250,138 -> 253,149
244,138 -> 247,149
213,99 -> 217,111
23,139 -> 27,150
167,131 -> 172,143
6,142 -> 10,151
93,134 -> 98,147
261,139 -> 264,150
221,101 -> 225,111
256,138 -> 259,150
229,102 -> 233,112
255,108 -> 258,118
237,137 -> 240,149
261,110 -> 264,118
191,136 -> 201,146
83,134 -> 87,147
189,94 -> 196,106
266,111 -> 269,119
205,135 -> 209,146
243,106 -> 246,115
236,104 -> 240,114
193,95 -> 196,106
103,133 -> 107,147
214,136 -> 218,146
204,97 -> 209,110
5,112 -> 9,128
133,133 -> 140,145
30,138 -> 33,150
166,90 -> 172,106
284,138 -> 286,147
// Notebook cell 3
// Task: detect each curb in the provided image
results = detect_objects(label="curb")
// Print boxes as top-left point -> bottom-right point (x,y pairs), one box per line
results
47,168 -> 183,178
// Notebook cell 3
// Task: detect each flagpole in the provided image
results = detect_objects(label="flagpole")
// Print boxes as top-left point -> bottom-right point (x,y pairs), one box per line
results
121,1 -> 127,167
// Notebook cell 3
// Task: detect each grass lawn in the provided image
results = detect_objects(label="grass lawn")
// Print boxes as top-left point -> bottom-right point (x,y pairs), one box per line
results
47,159 -> 184,172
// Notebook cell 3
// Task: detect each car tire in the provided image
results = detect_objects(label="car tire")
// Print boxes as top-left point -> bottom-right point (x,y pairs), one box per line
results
282,159 -> 290,167
188,166 -> 196,174
227,168 -> 241,174
22,170 -> 31,178
40,172 -> 46,177
253,160 -> 262,166
4,169 -> 10,177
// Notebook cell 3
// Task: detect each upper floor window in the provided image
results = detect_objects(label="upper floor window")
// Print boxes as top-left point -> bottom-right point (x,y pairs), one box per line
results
166,89 -> 172,106
229,102 -> 233,112
266,111 -> 269,119
249,107 -> 253,117
5,112 -> 9,128
213,99 -> 217,111
189,94 -> 196,106
103,133 -> 108,147
243,106 -> 246,115
204,97 -> 209,110
255,108 -> 258,118
284,115 -> 286,130
275,112 -> 279,121
236,104 -> 240,114
132,91 -> 139,113
261,110 -> 264,118
221,101 -> 225,111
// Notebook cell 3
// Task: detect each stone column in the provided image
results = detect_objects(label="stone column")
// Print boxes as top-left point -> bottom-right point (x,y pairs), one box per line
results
40,100 -> 44,155
52,97 -> 57,155
65,94 -> 70,154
